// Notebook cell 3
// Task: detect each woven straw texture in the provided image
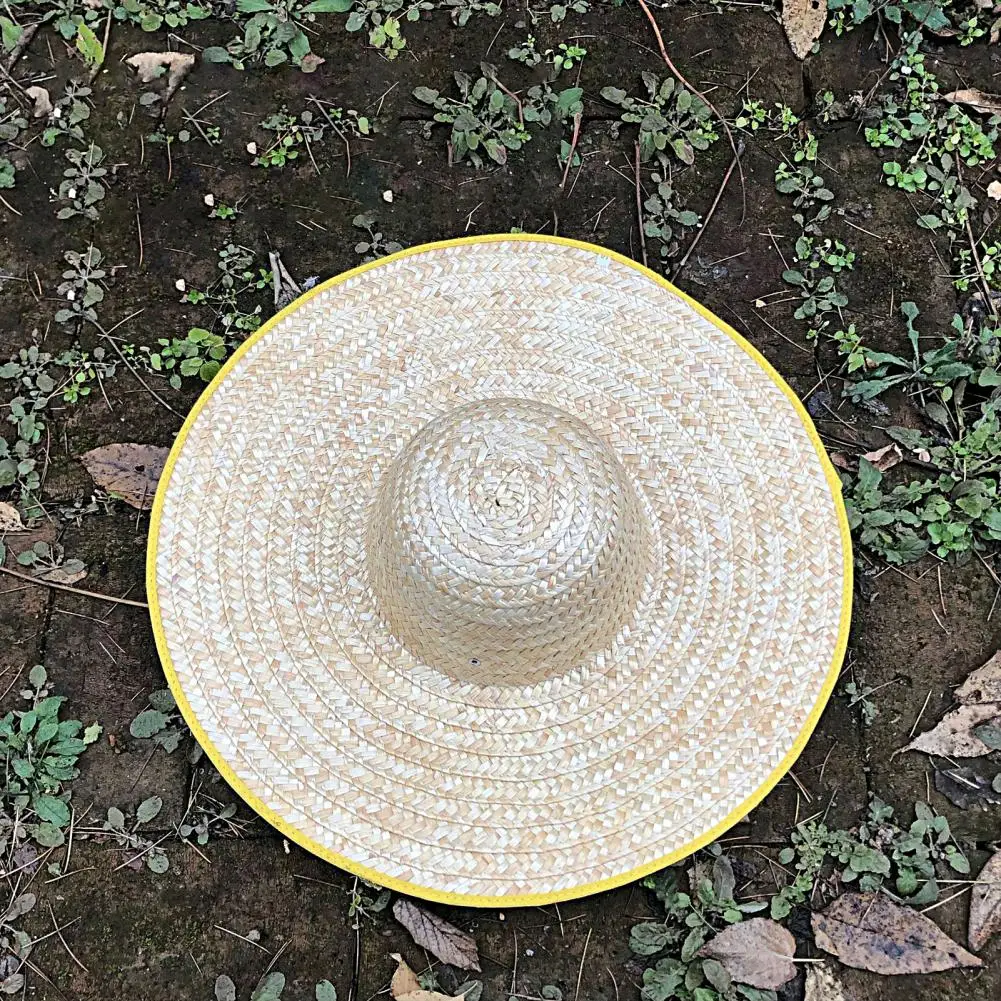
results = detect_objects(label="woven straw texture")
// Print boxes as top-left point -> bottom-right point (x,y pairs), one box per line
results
149,236 -> 851,906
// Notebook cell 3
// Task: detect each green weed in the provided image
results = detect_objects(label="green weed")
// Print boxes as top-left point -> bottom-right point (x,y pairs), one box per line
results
0,665 -> 100,851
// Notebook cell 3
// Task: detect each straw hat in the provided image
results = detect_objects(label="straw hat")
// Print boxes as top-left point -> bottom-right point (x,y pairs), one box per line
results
149,236 -> 851,906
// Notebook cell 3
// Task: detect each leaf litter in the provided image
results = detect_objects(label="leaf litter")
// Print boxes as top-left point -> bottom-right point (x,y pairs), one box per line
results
904,649 -> 1001,756
934,764 -> 1001,810
392,899 -> 481,972
79,443 -> 169,510
390,954 -> 475,1001
0,503 -> 24,532
969,849 -> 1001,951
695,917 -> 796,988
781,0 -> 827,59
126,52 -> 196,104
812,892 -> 982,974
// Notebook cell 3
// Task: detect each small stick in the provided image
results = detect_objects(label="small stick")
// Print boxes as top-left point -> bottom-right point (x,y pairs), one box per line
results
574,927 -> 592,1001
112,832 -> 171,871
635,0 -> 745,221
135,194 -> 144,269
0,193 -> 21,217
0,565 -> 149,607
47,903 -> 87,972
214,924 -> 272,953
93,320 -> 184,419
560,111 -> 582,191
493,78 -> 524,130
672,149 -> 740,279
634,143 -> 647,269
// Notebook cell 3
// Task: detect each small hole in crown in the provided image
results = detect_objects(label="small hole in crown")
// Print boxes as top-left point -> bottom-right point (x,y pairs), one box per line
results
470,658 -> 480,666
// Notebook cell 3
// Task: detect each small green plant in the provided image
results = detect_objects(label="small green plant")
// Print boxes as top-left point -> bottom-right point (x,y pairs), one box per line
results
0,93 -> 28,190
40,82 -> 92,149
602,73 -> 717,165
147,328 -> 228,389
641,171 -> 701,261
55,245 -> 106,328
770,799 -> 968,919
347,879 -> 391,926
841,678 -> 879,725
253,106 -> 370,168
414,67 -> 532,167
507,34 -> 542,66
102,797 -> 169,873
55,144 -> 108,221
178,244 -> 272,338
14,541 -> 86,583
109,0 -> 211,30
550,42 -> 586,73
0,665 -> 100,851
352,212 -> 403,261
214,972 -> 338,1001
129,689 -> 189,754
630,850 -> 774,1001
203,0 -> 345,72
179,789 -> 240,846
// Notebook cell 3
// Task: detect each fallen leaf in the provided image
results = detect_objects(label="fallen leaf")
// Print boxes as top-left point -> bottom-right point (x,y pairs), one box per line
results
969,850 -> 1001,950
126,51 -> 195,104
829,451 -> 853,470
989,180 -> 1001,201
803,965 -> 852,1001
862,442 -> 902,472
812,892 -> 982,974
696,918 -> 796,989
992,14 -> 1001,45
782,0 -> 827,60
390,954 -> 422,997
389,955 -> 471,1001
0,502 -> 25,532
24,86 -> 51,118
935,765 -> 1001,810
79,443 -> 169,510
32,559 -> 87,586
392,899 -> 481,972
905,703 -> 1001,757
944,88 -> 1001,116
956,651 -> 1001,704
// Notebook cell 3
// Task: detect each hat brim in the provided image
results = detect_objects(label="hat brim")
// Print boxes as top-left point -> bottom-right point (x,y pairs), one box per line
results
148,235 -> 852,906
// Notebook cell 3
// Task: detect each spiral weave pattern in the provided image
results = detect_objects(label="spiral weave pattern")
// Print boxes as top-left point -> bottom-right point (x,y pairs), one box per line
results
150,237 -> 850,904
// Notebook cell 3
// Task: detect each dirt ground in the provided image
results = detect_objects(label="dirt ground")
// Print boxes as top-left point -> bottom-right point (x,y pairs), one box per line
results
1,4 -> 1001,1000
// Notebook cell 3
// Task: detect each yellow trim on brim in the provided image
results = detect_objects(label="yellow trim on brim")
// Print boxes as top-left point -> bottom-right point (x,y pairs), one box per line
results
147,234 -> 853,908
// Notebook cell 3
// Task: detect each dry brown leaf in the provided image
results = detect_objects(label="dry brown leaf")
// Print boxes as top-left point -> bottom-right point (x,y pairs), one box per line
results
812,892 -> 982,974
862,443 -> 902,472
79,443 -> 169,510
804,965 -> 852,1001
390,954 -> 423,998
392,900 -> 481,972
956,651 -> 1001,704
33,561 -> 87,586
24,86 -> 52,119
969,850 -> 1001,950
988,180 -> 1001,201
935,765 -> 1001,810
0,502 -> 25,533
905,703 -> 1000,756
782,0 -> 827,59
697,918 -> 796,989
944,89 -> 1001,116
126,51 -> 195,103
389,955 -> 470,1001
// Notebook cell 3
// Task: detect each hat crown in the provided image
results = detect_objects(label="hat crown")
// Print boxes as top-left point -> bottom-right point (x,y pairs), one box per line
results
367,397 -> 651,686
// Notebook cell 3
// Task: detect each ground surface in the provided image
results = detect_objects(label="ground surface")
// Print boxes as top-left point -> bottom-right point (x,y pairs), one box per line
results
1,4 -> 1000,1000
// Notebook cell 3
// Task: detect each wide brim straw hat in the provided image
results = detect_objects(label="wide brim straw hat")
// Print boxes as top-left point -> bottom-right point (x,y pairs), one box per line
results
149,235 -> 851,906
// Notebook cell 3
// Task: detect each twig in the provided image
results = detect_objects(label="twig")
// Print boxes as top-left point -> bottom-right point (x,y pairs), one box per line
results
47,903 -> 87,972
909,689 -> 934,738
574,927 -> 592,1001
0,566 -> 149,607
493,78 -> 524,130
4,23 -> 38,71
0,193 -> 21,217
635,0 -> 745,221
634,143 -> 647,269
348,876 -> 361,1001
135,195 -> 144,269
672,149 -> 740,279
560,111 -> 582,191
112,832 -> 171,871
92,317 -> 184,418
214,924 -> 272,954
